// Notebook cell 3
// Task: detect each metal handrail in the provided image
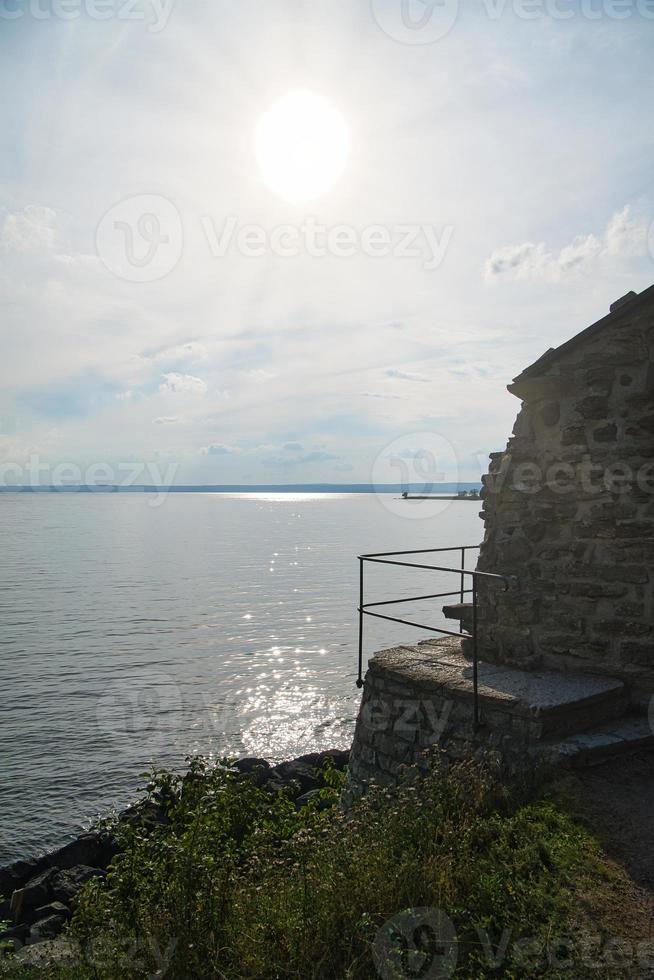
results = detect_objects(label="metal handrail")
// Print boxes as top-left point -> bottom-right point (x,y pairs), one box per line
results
356,545 -> 510,730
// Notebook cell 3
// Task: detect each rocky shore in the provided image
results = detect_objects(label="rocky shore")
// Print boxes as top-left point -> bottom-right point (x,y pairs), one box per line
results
0,749 -> 350,961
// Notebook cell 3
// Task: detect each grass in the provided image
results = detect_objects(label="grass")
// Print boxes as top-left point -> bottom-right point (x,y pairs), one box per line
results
0,754 -> 644,979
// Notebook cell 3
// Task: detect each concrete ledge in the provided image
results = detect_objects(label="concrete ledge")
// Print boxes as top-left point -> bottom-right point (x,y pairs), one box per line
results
368,637 -> 627,737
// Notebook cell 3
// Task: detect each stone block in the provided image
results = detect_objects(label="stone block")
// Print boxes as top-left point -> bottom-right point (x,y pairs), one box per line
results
575,396 -> 609,419
618,640 -> 654,666
592,423 -> 618,443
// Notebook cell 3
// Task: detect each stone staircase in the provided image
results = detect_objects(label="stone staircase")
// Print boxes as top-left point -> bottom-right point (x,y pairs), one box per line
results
346,636 -> 654,791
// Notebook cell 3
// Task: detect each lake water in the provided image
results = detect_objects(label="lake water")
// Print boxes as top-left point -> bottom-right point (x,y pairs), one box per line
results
0,492 -> 482,864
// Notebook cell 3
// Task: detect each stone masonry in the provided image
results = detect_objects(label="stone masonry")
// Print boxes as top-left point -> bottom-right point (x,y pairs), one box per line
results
475,287 -> 654,704
345,637 -> 653,798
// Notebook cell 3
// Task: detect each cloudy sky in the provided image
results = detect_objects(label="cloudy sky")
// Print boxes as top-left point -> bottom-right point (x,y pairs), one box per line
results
1,0 -> 653,486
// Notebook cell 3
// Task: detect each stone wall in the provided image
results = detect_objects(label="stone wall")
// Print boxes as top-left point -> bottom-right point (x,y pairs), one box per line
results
475,293 -> 654,703
345,638 -> 554,800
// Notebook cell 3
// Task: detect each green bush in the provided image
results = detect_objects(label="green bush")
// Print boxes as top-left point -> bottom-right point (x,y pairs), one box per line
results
2,756 -> 606,979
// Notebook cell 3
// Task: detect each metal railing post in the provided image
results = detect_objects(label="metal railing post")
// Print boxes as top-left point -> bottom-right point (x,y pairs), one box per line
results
472,575 -> 479,731
356,557 -> 364,688
460,547 -> 465,605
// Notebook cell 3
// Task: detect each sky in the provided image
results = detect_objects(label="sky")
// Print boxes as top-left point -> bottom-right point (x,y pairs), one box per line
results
1,0 -> 653,487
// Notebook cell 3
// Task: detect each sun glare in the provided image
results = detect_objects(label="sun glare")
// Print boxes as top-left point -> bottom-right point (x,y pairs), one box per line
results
255,90 -> 349,204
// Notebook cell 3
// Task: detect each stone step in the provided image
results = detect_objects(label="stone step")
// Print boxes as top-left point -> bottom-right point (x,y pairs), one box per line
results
442,602 -> 473,633
372,637 -> 629,740
545,716 -> 654,768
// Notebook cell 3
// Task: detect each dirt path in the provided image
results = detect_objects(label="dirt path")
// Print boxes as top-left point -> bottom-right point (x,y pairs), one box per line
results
569,751 -> 654,892
558,751 -> 654,976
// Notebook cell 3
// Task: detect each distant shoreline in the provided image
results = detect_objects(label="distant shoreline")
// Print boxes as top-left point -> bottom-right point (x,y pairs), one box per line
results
0,483 -> 482,495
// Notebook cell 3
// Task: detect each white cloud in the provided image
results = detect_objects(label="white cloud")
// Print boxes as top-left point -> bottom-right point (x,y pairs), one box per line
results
262,450 -> 339,468
1,205 -> 58,253
153,416 -> 182,425
201,443 -> 242,455
483,206 -> 648,282
159,373 -> 207,396
362,391 -> 407,400
146,342 -> 208,365
386,369 -> 430,383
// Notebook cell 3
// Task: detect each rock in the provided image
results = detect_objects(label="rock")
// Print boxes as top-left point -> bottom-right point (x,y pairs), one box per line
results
120,800 -> 170,829
26,914 -> 66,946
269,750 -> 349,795
47,832 -> 118,872
0,923 -> 30,951
0,831 -> 118,905
295,789 -> 330,811
269,761 -> 322,794
232,757 -> 271,786
10,869 -> 56,924
17,936 -> 79,968
34,901 -> 70,921
263,776 -> 294,797
51,866 -> 104,905
0,857 -> 47,902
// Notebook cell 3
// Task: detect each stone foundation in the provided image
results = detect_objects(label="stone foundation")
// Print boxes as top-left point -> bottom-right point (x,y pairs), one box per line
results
346,637 -> 653,798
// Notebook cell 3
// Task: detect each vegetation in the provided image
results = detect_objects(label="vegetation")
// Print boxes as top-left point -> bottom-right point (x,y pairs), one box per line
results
0,755 -> 641,979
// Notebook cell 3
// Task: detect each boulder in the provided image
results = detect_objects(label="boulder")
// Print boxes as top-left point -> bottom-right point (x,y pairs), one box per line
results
0,923 -> 30,951
270,749 -> 349,794
0,831 -> 118,903
295,789 -> 330,811
232,757 -> 271,786
294,749 -> 350,770
51,866 -> 104,905
10,869 -> 56,924
270,761 -> 322,795
0,857 -> 47,902
120,800 -> 170,829
34,901 -> 70,921
17,936 -> 79,968
47,832 -> 118,872
26,914 -> 66,946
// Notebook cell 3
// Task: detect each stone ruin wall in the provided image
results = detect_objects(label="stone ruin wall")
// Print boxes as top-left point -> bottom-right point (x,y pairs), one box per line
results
475,298 -> 654,704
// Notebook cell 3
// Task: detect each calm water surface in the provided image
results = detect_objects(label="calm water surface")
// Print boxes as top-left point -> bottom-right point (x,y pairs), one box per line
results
0,492 -> 481,863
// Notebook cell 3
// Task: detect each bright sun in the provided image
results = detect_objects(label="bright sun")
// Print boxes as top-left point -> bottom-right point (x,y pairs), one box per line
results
255,90 -> 349,205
